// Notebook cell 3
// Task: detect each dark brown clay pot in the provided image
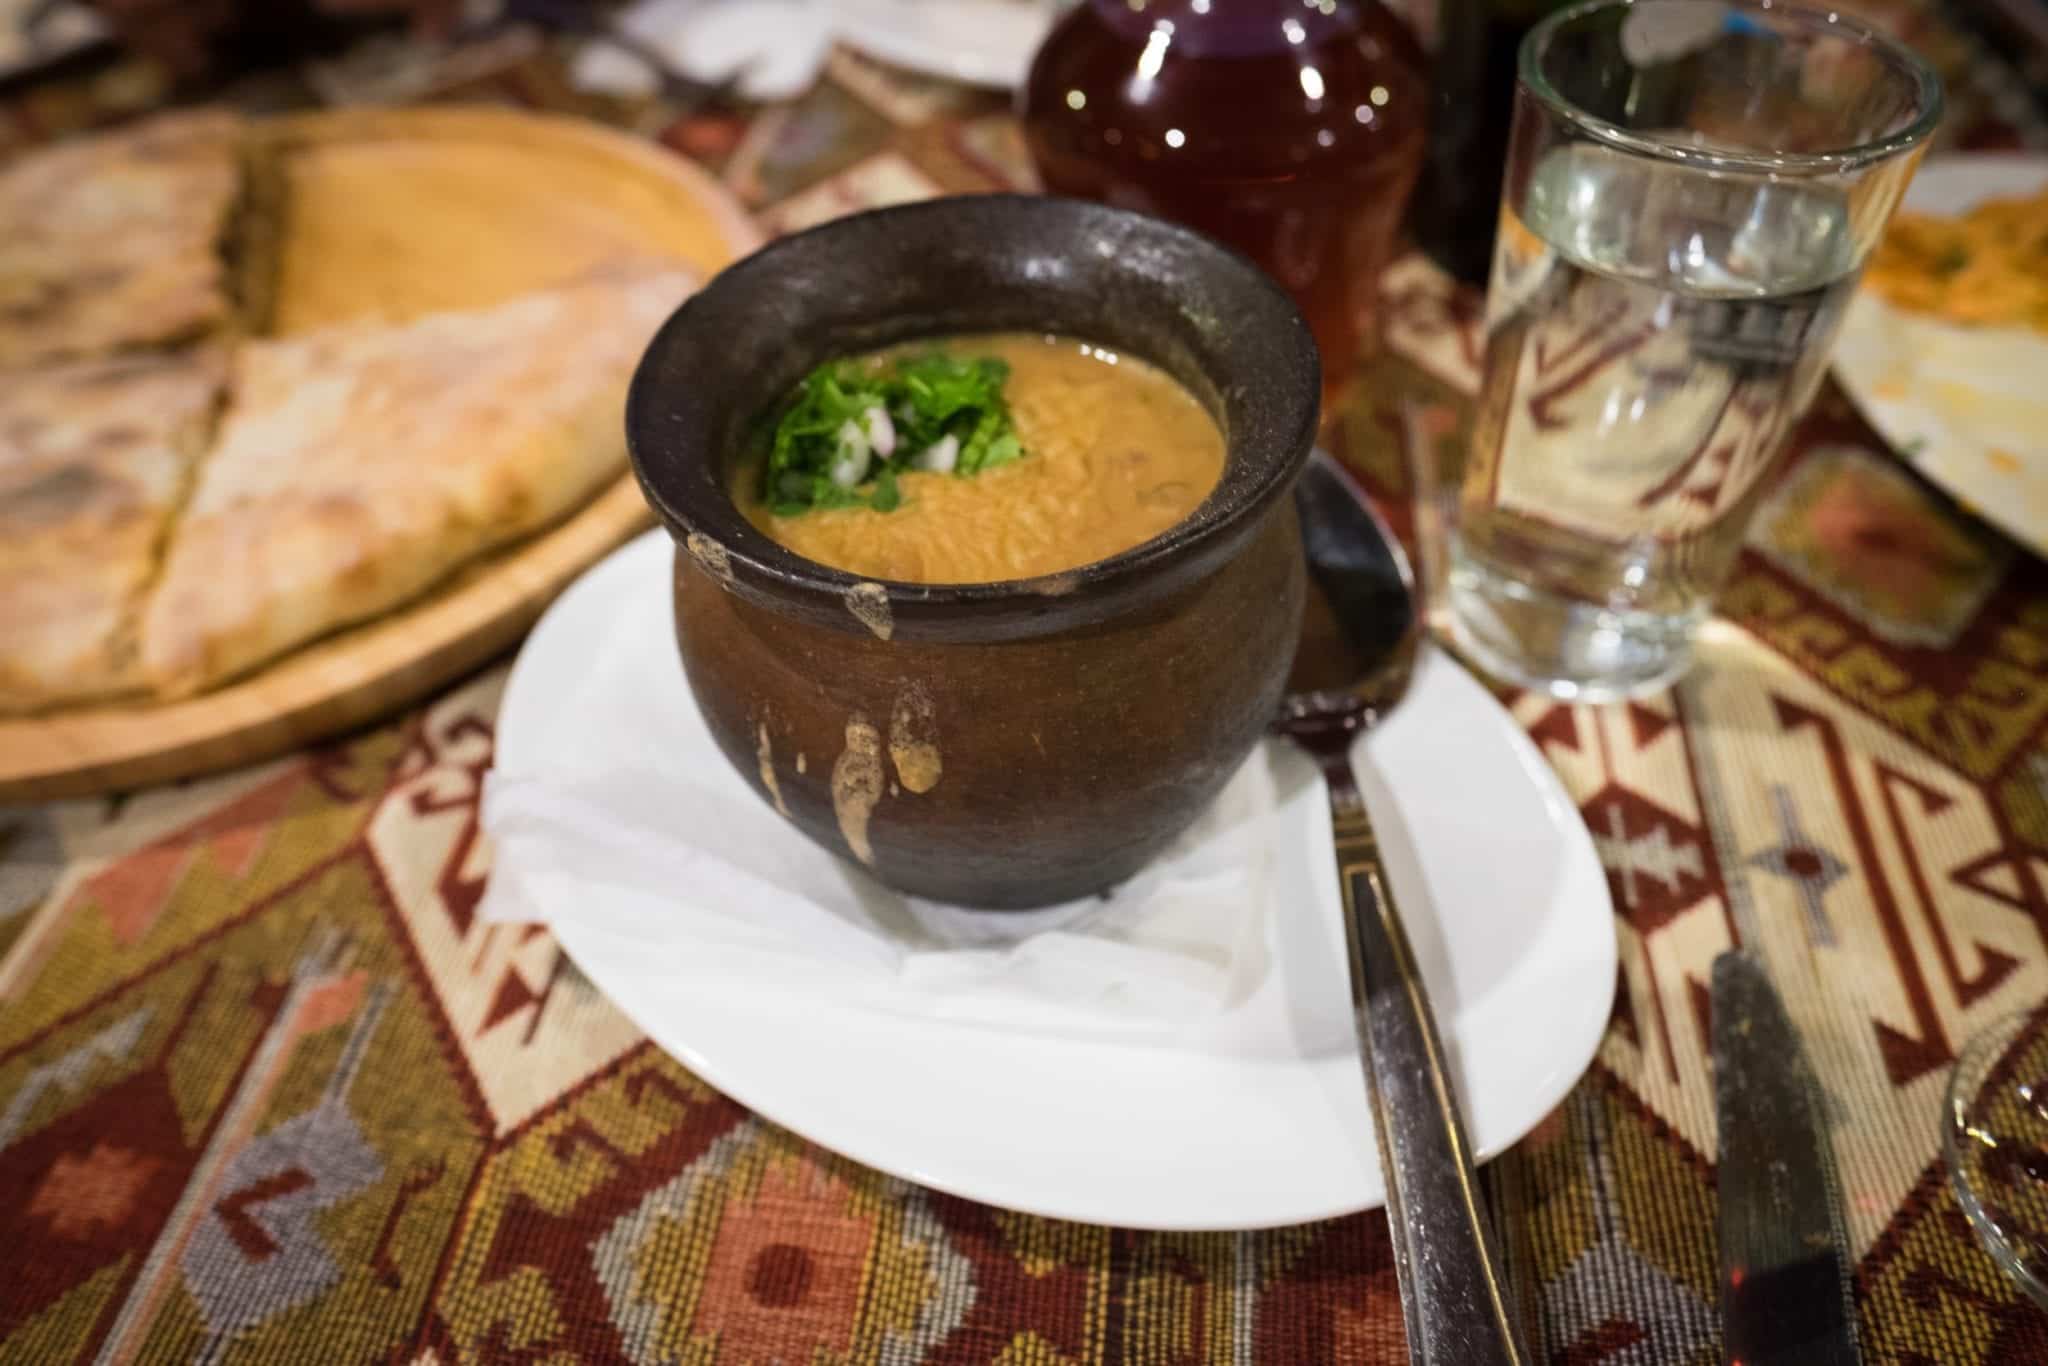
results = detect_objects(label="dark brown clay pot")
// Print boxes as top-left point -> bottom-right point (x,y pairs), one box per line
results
626,194 -> 1320,909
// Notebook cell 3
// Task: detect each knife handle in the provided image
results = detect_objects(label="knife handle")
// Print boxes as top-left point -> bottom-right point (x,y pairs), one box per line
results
1324,754 -> 1533,1366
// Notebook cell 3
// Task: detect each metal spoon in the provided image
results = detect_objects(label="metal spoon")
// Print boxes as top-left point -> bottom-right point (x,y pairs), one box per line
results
1273,449 -> 1533,1366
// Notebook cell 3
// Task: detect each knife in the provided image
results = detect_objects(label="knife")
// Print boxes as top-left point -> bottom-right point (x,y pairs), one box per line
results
1712,950 -> 1862,1366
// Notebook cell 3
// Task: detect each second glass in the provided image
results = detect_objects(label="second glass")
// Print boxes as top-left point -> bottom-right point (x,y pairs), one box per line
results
1446,0 -> 1942,700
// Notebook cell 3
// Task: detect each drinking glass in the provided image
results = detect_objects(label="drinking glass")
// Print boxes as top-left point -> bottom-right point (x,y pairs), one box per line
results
1446,0 -> 1942,700
1947,1010 -> 2048,1309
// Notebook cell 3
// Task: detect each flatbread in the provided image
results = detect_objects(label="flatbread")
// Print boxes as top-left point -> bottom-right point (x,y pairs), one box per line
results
0,109 -> 245,369
140,264 -> 696,697
0,350 -> 226,712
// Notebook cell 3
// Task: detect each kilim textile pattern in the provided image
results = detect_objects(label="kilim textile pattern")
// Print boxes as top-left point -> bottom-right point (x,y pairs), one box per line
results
4,8 -> 2048,1362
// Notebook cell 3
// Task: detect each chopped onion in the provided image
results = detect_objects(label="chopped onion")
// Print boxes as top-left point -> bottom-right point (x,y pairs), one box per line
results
829,419 -> 872,488
912,433 -> 959,474
863,405 -> 897,457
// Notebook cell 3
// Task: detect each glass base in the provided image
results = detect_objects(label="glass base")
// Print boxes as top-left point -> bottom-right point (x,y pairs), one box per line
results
1447,551 -> 1705,702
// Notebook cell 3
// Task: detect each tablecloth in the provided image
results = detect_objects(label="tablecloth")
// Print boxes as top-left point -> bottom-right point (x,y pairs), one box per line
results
4,9 -> 2048,1362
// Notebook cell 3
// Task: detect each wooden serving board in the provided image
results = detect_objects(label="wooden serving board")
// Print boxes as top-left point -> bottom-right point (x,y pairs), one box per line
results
0,106 -> 762,801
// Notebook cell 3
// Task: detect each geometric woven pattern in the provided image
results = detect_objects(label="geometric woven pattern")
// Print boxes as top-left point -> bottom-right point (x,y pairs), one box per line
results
6,12 -> 2048,1361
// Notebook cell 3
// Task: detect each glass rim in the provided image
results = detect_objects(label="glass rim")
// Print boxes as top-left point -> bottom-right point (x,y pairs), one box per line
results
1519,0 -> 1946,176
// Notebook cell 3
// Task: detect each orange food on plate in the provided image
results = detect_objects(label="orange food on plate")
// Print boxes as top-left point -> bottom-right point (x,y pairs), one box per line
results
1864,182 -> 2048,332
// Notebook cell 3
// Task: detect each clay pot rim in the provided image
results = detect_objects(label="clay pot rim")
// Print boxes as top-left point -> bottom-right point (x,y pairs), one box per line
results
626,193 -> 1320,641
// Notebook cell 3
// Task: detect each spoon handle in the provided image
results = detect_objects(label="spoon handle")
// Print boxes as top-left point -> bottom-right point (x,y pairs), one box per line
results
1322,753 -> 1533,1366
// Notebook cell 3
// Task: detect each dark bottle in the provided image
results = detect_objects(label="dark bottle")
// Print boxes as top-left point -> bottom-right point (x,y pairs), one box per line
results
1020,0 -> 1427,404
1408,0 -> 1564,285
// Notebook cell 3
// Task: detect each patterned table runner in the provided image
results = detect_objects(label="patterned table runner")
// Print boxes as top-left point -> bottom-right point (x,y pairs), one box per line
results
4,9 -> 2048,1361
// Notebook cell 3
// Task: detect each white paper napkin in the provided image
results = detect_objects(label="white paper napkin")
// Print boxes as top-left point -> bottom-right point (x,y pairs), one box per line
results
480,539 -> 1281,1046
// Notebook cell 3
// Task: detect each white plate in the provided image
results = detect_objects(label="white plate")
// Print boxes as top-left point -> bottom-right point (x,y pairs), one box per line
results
834,0 -> 1056,89
497,532 -> 1616,1229
0,0 -> 104,79
1834,155 -> 2048,556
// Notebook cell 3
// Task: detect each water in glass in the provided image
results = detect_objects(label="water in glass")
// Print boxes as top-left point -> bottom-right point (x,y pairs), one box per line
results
1450,140 -> 1861,698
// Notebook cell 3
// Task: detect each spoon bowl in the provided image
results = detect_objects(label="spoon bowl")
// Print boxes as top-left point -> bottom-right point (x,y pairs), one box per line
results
1277,451 -> 1420,745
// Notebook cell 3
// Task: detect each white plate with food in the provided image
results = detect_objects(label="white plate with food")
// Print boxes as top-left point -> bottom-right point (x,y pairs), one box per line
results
1833,154 -> 2048,554
494,529 -> 1617,1230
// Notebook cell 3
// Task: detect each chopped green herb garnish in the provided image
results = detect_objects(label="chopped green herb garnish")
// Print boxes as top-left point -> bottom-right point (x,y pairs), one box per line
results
870,465 -> 902,512
760,351 -> 1025,514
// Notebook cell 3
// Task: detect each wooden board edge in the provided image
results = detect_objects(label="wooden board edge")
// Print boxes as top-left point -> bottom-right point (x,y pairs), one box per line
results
263,104 -> 764,265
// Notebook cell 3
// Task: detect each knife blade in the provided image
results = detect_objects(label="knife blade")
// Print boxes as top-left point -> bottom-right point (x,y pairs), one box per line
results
1712,950 -> 1862,1366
